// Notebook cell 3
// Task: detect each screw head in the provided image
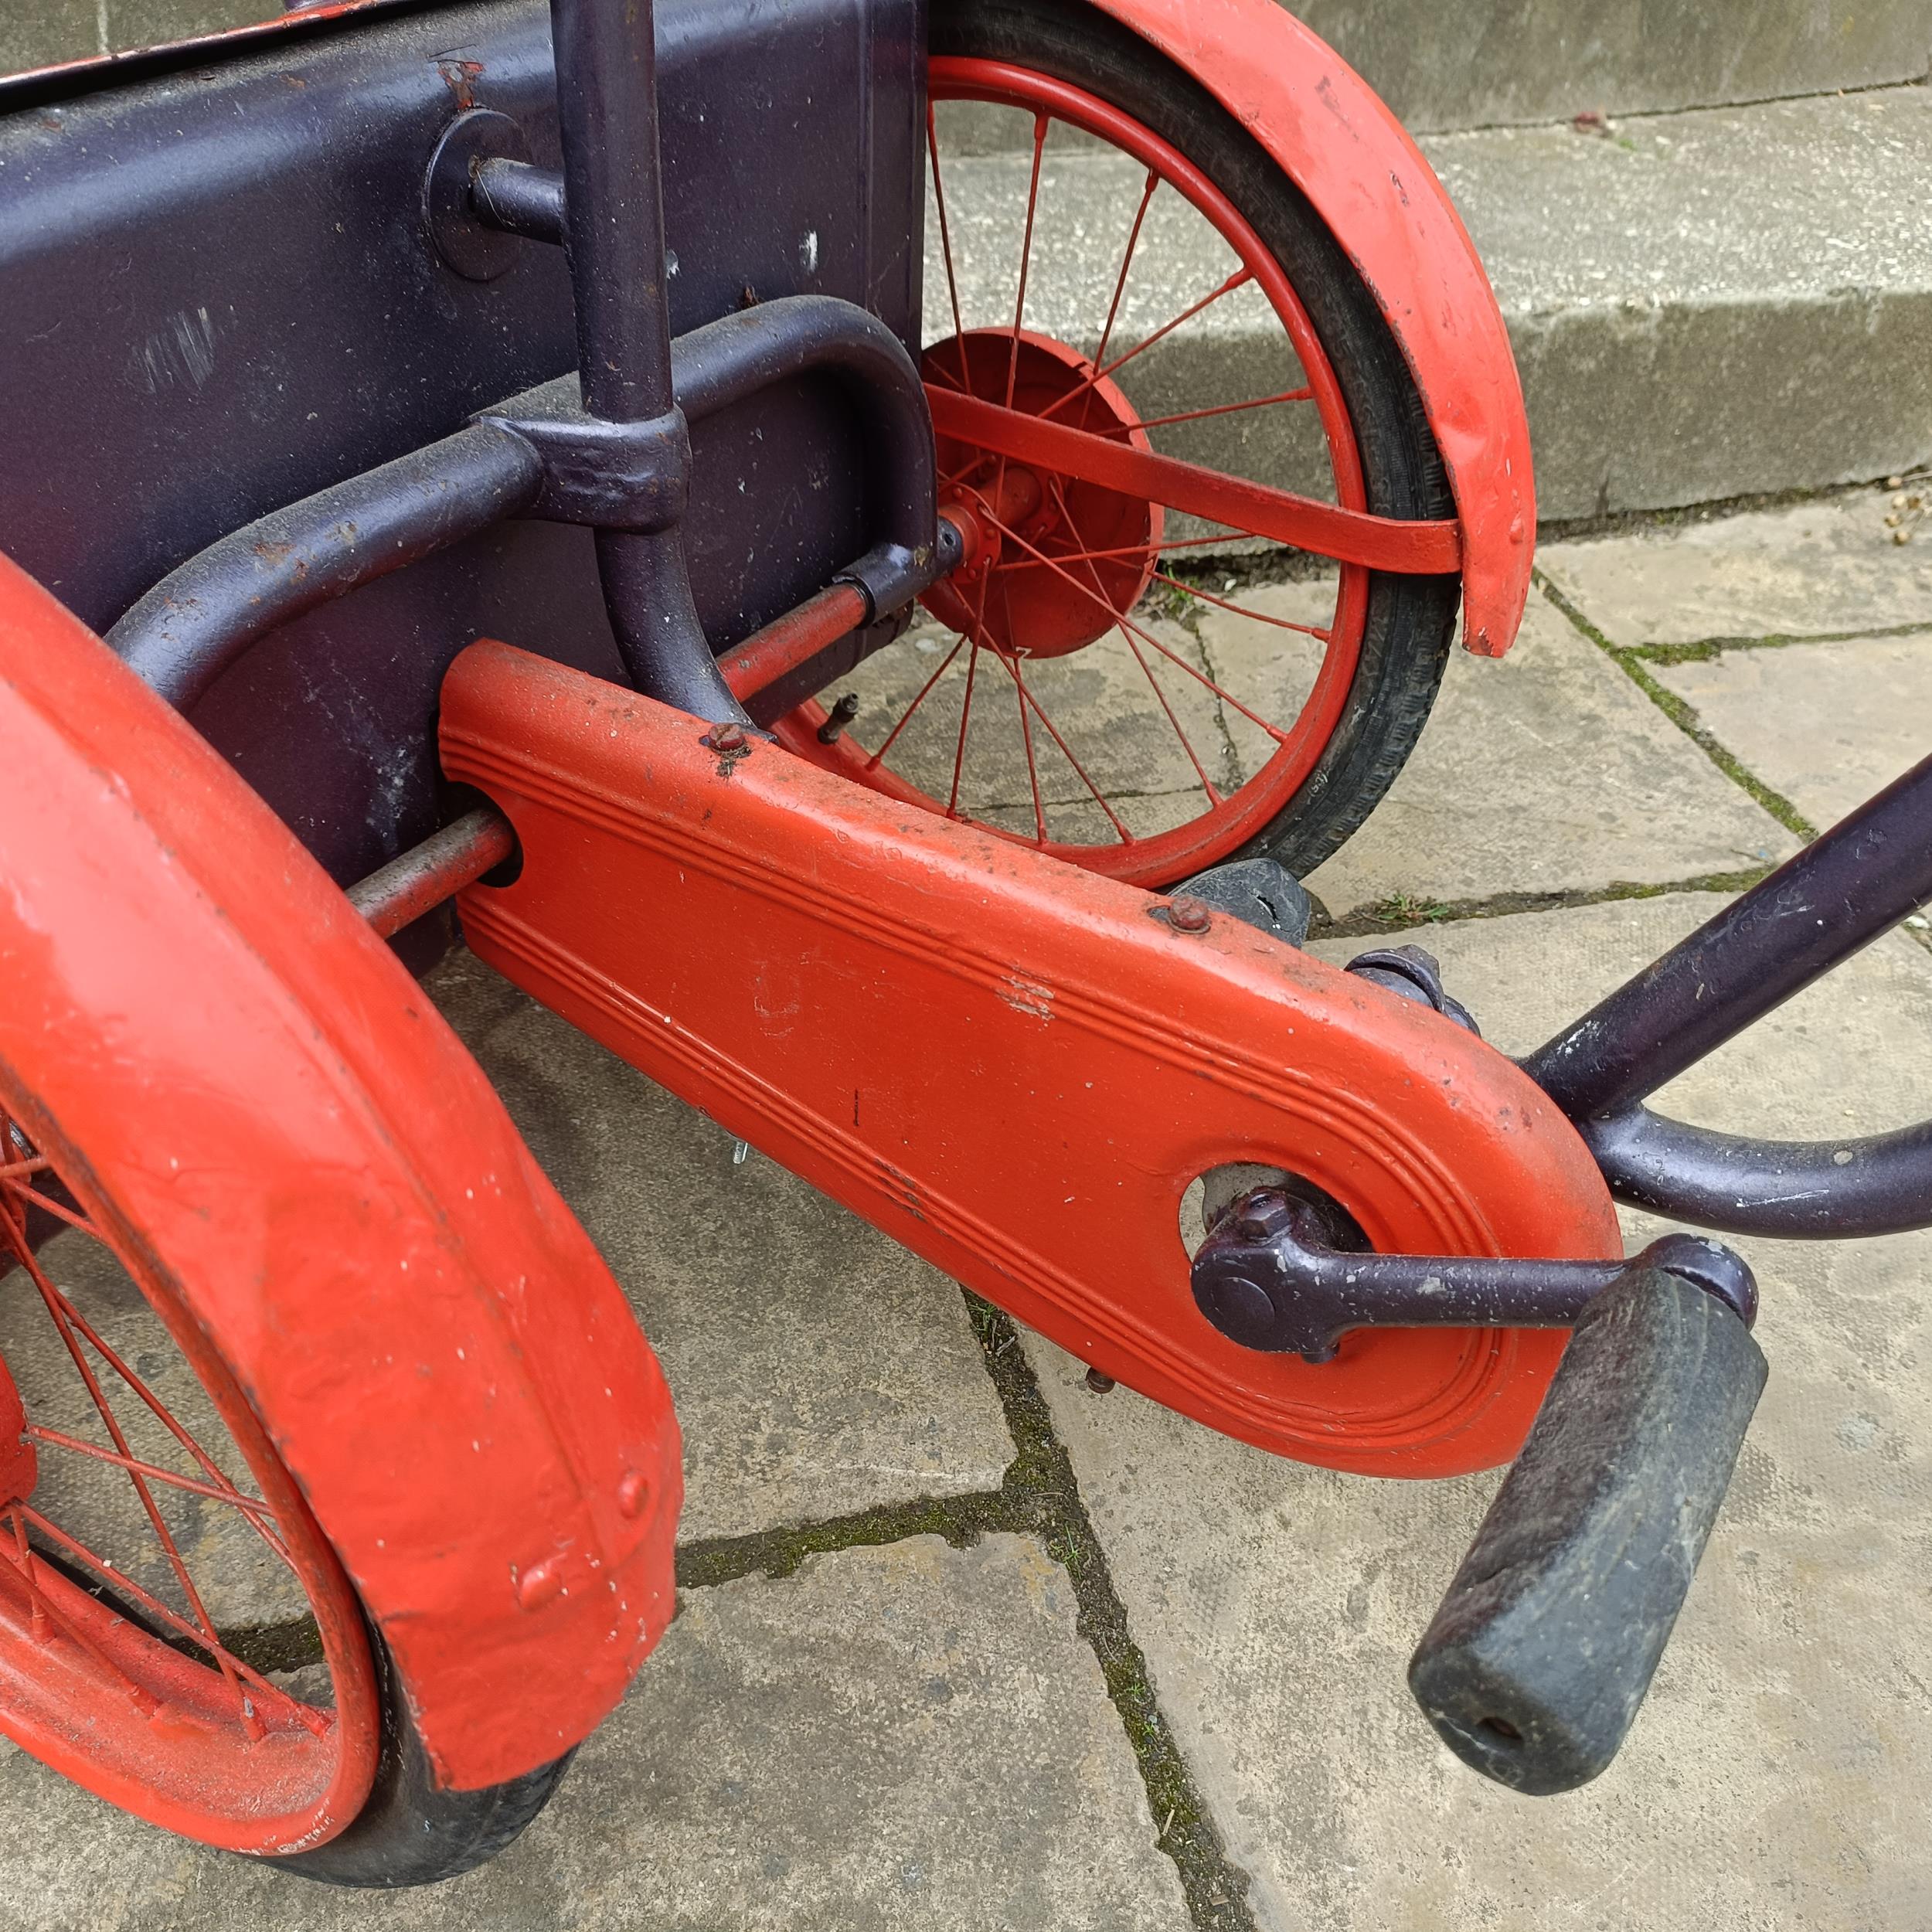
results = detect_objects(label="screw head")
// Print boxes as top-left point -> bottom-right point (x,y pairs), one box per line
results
705,722 -> 748,753
1084,1367 -> 1116,1394
1167,896 -> 1212,934
617,1468 -> 652,1520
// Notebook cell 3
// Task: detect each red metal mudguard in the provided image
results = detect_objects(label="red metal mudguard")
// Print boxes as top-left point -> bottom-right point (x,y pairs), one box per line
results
1087,0 -> 1536,657
443,642 -> 1617,1478
0,560 -> 679,1794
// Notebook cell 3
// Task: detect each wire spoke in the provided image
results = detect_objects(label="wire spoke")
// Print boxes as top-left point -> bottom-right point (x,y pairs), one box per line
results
988,648 -> 1135,843
926,104 -> 971,390
1039,267 -> 1255,425
1091,387 -> 1315,438
33,1277 -> 295,1570
1091,168 -> 1159,376
26,1427 -> 281,1528
2,1506 -> 161,1713
864,634 -> 968,769
1041,476 -> 1220,807
978,505 -> 1292,743
947,638 -> 983,818
1006,645 -> 1049,843
16,1503 -> 332,1738
15,1245 -> 249,1716
1005,113 -> 1050,408
1152,572 -> 1333,642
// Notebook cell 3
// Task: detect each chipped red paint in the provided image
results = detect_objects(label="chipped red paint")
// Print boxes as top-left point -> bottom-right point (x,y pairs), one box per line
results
443,640 -> 1619,1478
0,557 -> 682,1797
1083,0 -> 1536,655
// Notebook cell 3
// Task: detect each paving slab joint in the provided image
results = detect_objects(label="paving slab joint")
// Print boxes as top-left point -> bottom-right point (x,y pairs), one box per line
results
1309,866 -> 1777,940
962,1294 -> 1261,1932
670,1294 -> 1260,1929
1626,617 -> 1932,665
1533,570 -> 1821,839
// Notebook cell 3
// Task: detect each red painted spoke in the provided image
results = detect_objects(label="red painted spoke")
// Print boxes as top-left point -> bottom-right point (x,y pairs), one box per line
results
2,1508 -> 160,1714
1039,267 -> 1254,425
15,1244 -> 248,1711
1042,477 -> 1219,807
33,1276 -> 295,1570
979,507 -> 1292,742
26,1426 -> 281,1529
10,1505 -> 55,1645
925,105 -> 973,392
1000,643 -> 1049,843
1093,386 -> 1315,438
947,637 -> 984,818
1091,168 -> 1158,376
0,1154 -> 52,1183
1022,532 -> 1247,571
1,1178 -> 92,1237
866,634 -> 968,768
1005,113 -> 1050,408
1152,572 -> 1333,641
1121,631 -> 1219,804
988,648 -> 1135,843
16,1503 -> 331,1738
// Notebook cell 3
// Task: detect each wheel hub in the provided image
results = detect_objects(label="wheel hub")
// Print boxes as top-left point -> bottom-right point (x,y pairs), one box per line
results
921,328 -> 1162,660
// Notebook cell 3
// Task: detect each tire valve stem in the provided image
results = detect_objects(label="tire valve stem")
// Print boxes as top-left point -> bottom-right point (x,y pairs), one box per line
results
817,692 -> 861,745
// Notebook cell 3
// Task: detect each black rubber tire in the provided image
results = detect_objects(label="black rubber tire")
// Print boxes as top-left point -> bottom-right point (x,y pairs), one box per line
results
930,0 -> 1462,883
274,1631 -> 573,1889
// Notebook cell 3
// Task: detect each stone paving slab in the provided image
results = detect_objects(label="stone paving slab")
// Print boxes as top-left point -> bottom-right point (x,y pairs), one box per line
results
1281,582 -> 1794,920
1653,629 -> 1932,828
427,951 -> 1012,1543
0,1535 -> 1191,1931
934,89 -> 1932,519
1024,892 -> 1932,1932
1539,489 -> 1932,646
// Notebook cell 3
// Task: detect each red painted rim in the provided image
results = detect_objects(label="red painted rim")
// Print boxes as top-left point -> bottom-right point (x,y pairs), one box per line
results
775,55 -> 1372,885
0,1094 -> 379,1855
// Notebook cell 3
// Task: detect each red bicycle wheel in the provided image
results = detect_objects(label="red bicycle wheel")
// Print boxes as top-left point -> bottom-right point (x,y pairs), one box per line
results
774,0 -> 1459,886
0,1102 -> 380,1855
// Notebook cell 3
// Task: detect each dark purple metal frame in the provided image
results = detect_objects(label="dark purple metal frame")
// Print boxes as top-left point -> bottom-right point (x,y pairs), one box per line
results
1523,750 -> 1932,1238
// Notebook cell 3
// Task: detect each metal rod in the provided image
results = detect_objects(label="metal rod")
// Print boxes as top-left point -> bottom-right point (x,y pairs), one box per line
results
547,0 -> 741,723
716,583 -> 870,702
1524,751 -> 1932,1121
472,158 -> 567,243
107,427 -> 542,712
346,805 -> 517,938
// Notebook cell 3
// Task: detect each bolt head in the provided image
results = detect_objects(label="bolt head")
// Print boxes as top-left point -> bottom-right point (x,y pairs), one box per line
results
1168,896 -> 1213,934
705,723 -> 748,753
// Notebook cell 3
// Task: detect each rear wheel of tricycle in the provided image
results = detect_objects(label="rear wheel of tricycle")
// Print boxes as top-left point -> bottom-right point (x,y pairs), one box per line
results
774,0 -> 1461,889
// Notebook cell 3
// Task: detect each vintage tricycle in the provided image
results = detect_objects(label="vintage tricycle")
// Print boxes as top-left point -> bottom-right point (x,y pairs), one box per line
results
1,0 -> 1927,1888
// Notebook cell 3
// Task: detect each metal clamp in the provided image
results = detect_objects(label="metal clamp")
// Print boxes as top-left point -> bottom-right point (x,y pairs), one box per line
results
474,379 -> 691,534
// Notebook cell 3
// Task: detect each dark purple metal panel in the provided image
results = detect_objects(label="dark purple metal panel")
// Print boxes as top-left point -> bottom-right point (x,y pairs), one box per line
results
0,0 -> 923,886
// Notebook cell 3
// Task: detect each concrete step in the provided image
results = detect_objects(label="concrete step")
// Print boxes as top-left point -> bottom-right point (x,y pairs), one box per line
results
929,85 -> 1932,522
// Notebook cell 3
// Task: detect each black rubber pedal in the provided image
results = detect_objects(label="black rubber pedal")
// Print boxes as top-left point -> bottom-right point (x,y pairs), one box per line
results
1408,1265 -> 1767,1794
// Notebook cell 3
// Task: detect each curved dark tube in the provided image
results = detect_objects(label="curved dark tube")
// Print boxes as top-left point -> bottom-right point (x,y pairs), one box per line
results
107,297 -> 935,717
106,424 -> 543,713
671,294 -> 937,580
1584,1106 -> 1932,1239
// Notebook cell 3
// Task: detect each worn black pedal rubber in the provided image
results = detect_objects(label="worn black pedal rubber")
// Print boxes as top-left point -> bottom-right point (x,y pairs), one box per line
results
1408,1265 -> 1767,1794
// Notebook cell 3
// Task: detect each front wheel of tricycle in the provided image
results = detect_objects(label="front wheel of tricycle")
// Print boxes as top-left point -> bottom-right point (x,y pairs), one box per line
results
0,556 -> 671,1886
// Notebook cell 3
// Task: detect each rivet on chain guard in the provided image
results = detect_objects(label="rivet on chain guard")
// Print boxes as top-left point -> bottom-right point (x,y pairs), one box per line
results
440,640 -> 1621,1479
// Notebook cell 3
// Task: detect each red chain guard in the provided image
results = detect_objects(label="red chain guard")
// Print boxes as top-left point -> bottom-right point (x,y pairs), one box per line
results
441,642 -> 1620,1478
